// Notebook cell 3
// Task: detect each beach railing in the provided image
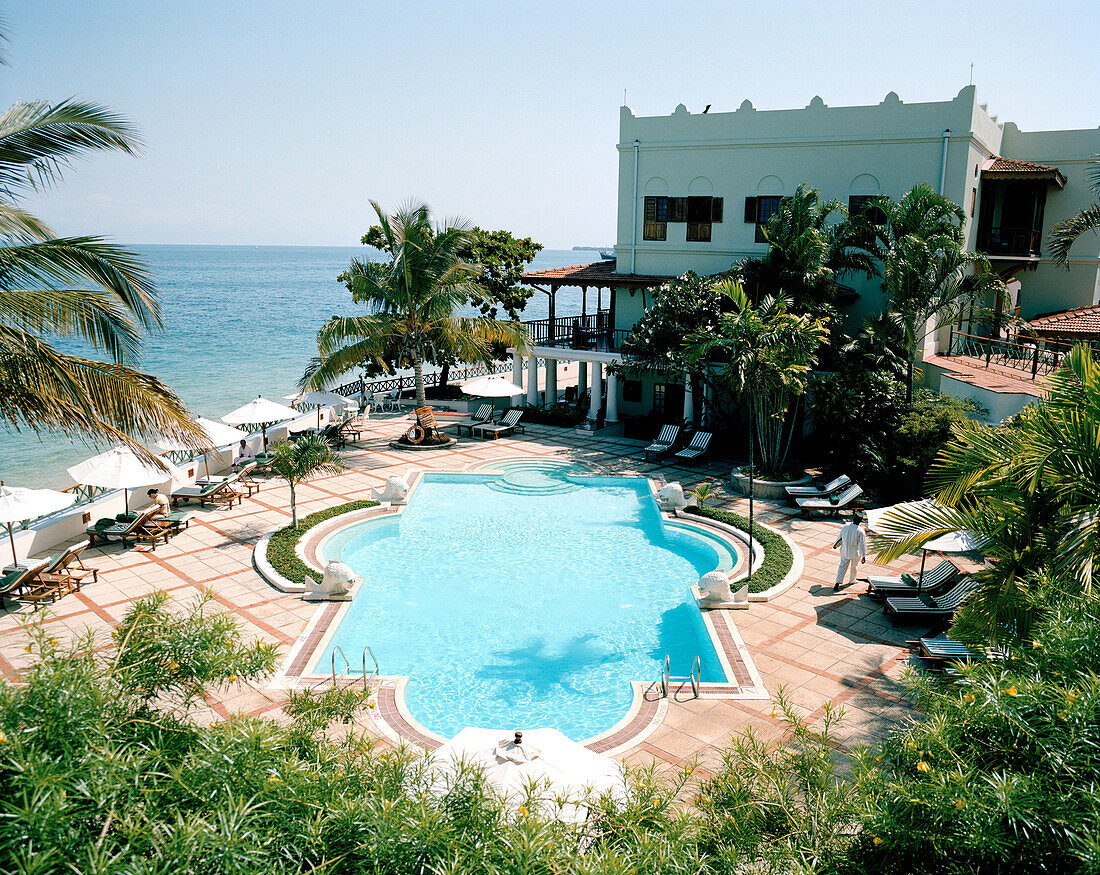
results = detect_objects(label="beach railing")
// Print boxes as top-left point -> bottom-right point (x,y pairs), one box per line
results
331,359 -> 526,401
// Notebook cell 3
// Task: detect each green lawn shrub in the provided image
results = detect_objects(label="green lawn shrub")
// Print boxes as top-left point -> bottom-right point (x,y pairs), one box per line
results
684,504 -> 794,593
265,499 -> 377,584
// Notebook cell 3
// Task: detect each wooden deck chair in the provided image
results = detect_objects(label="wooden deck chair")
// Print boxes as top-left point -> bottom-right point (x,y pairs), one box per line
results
867,560 -> 961,600
784,475 -> 851,502
796,484 -> 864,517
884,576 -> 980,620
473,409 -> 525,440
673,430 -> 712,463
644,424 -> 681,461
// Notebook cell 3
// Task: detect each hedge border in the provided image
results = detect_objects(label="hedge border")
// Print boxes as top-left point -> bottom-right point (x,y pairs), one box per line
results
684,505 -> 794,593
266,500 -> 378,584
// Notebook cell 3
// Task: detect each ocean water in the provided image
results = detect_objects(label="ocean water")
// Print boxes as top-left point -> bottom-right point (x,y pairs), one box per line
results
317,468 -> 726,740
0,245 -> 597,488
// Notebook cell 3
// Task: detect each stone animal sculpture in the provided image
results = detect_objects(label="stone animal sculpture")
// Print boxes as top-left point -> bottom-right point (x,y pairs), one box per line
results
371,474 -> 410,503
656,482 -> 687,511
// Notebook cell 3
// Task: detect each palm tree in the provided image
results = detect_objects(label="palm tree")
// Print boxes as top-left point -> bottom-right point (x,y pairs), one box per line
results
690,280 -> 828,473
302,201 -> 526,407
873,344 -> 1100,644
882,236 -> 1004,403
739,184 -> 875,318
0,96 -> 205,462
852,183 -> 1003,403
269,434 -> 345,529
1049,156 -> 1100,268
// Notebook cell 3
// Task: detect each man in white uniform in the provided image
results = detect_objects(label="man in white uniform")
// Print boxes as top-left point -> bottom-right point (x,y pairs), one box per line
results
234,439 -> 255,471
833,510 -> 867,591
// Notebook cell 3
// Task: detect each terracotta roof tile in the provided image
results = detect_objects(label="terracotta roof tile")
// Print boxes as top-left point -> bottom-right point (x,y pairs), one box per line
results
520,259 -> 674,289
982,156 -> 1066,188
1028,305 -> 1100,339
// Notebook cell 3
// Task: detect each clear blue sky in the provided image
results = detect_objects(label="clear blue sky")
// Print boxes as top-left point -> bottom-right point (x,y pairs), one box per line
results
5,1 -> 1098,248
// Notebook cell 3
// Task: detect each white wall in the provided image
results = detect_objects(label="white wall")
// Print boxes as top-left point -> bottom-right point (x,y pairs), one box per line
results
614,87 -> 1100,338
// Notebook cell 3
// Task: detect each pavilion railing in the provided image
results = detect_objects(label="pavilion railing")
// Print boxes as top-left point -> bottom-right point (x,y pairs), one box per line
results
944,329 -> 1074,379
331,359 -> 527,400
523,311 -> 630,352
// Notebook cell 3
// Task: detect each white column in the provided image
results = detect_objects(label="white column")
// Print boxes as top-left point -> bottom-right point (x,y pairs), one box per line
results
682,370 -> 694,424
578,361 -> 588,397
605,368 -> 618,423
589,362 -> 602,421
527,354 -> 539,406
512,352 -> 523,404
545,358 -> 557,403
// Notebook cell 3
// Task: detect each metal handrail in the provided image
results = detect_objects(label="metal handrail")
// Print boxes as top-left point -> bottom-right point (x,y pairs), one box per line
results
657,654 -> 701,699
659,655 -> 669,697
691,656 -> 701,698
330,359 -> 524,401
331,646 -> 351,687
363,646 -> 379,691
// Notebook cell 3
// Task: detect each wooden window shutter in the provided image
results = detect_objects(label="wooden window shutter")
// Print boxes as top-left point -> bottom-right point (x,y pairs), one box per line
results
711,197 -> 723,223
644,196 -> 657,222
744,196 -> 757,223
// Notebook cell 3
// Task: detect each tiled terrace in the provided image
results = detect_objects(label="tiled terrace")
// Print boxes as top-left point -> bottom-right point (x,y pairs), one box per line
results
0,414 -> 931,775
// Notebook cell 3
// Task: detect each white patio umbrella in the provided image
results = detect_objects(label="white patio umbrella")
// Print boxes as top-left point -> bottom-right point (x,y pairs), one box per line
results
429,728 -> 627,823
66,446 -> 174,514
460,374 -> 526,398
867,500 -> 985,589
222,396 -> 300,450
285,390 -> 354,428
0,482 -> 78,565
157,416 -> 251,478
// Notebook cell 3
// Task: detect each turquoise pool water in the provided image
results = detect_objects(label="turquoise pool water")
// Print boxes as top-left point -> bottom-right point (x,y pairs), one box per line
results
315,463 -> 731,740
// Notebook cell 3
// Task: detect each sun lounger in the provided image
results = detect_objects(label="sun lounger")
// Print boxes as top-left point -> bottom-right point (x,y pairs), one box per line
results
339,412 -> 363,442
644,424 -> 681,462
474,409 -> 525,440
867,560 -> 961,599
444,404 -> 496,437
784,474 -> 851,503
35,540 -> 97,593
172,466 -> 248,508
0,562 -> 49,609
796,484 -> 863,517
908,634 -> 999,670
884,576 -> 979,620
673,431 -> 713,463
253,451 -> 278,474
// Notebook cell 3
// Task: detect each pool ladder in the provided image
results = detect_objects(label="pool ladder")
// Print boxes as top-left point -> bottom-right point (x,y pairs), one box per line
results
658,655 -> 701,698
328,645 -> 379,691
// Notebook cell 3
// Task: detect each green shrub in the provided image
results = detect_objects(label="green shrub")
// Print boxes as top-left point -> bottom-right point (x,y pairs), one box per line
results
684,504 -> 794,593
522,402 -> 587,427
266,499 -> 377,584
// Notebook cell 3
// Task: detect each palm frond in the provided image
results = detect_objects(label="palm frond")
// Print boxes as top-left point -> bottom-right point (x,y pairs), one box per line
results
1048,202 -> 1100,268
0,99 -> 141,198
0,328 -> 206,464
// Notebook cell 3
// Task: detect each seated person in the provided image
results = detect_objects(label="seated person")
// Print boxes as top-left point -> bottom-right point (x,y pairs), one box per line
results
146,488 -> 170,517
233,439 -> 256,470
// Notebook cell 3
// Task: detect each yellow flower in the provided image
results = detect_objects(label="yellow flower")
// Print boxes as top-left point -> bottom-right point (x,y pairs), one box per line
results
517,805 -> 529,818
916,761 -> 931,773
1032,640 -> 1042,649
268,775 -> 280,783
1067,691 -> 1077,703
23,645 -> 31,653
1005,686 -> 1018,697
0,729 -> 6,744
875,755 -> 884,763
368,701 -> 377,709
1058,711 -> 1068,720
872,837 -> 883,846
228,675 -> 238,683
769,709 -> 777,718
955,799 -> 965,810
963,693 -> 975,703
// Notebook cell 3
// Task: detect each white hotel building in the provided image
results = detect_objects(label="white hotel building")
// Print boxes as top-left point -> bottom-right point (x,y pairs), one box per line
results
516,87 -> 1100,424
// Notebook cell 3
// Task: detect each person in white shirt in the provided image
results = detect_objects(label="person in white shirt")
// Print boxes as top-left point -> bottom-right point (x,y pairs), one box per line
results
146,488 -> 170,518
233,439 -> 255,471
833,511 -> 867,591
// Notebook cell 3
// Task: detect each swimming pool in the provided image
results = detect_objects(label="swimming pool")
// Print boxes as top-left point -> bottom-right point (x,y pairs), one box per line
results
313,462 -> 734,740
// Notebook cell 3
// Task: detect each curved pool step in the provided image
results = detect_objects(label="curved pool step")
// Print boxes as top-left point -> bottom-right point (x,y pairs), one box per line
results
482,458 -> 588,496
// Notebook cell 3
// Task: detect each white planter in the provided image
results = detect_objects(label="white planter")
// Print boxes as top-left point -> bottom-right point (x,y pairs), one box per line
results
730,467 -> 812,500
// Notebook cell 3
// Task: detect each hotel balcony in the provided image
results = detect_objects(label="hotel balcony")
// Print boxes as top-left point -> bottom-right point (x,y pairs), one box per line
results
523,312 -> 631,352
